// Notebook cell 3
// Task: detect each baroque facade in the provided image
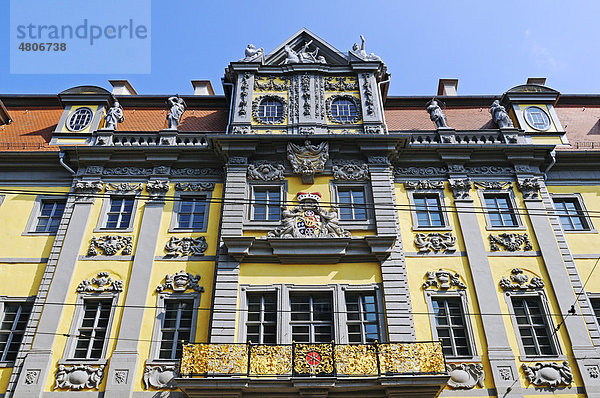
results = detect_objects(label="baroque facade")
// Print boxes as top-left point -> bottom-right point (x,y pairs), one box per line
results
1,28 -> 600,397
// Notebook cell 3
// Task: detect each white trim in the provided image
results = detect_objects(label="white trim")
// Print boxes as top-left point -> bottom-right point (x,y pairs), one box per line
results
95,193 -> 140,233
244,181 -> 287,230
407,189 -> 451,231
168,191 -> 212,233
330,181 -> 375,230
23,195 -> 67,236
477,189 -> 525,230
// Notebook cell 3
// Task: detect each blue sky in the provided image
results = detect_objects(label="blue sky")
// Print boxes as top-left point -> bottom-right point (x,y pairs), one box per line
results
2,0 -> 599,96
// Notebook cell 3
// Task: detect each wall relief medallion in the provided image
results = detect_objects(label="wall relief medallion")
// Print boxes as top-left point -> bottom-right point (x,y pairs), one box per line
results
164,236 -> 208,257
106,183 -> 142,193
88,235 -> 132,256
448,179 -> 471,200
252,95 -> 287,124
489,233 -> 532,252
517,178 -> 541,200
332,160 -> 369,181
174,182 -> 215,191
287,141 -> 329,184
54,364 -> 105,390
77,272 -> 123,293
156,271 -> 203,293
247,161 -> 285,181
143,364 -> 177,389
522,362 -> 572,389
422,269 -> 466,289
326,95 -> 361,124
414,232 -> 456,253
404,180 -> 445,190
447,363 -> 485,389
268,192 -> 350,238
499,268 -> 544,290
474,181 -> 511,190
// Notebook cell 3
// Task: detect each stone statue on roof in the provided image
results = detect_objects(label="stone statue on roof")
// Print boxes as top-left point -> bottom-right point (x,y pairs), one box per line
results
284,41 -> 326,64
426,99 -> 449,128
351,35 -> 381,61
166,95 -> 186,130
104,101 -> 124,130
490,100 -> 514,128
240,44 -> 264,62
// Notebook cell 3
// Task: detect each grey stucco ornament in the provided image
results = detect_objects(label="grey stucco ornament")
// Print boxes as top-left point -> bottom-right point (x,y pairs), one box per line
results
106,182 -> 143,193
332,160 -> 369,181
247,161 -> 285,181
404,180 -> 445,190
448,178 -> 471,200
146,180 -> 169,198
499,268 -> 544,290
156,271 -> 203,293
164,236 -> 207,257
414,232 -> 456,253
240,44 -> 264,62
423,269 -> 466,290
175,182 -> 215,191
474,181 -> 511,190
143,364 -> 177,389
283,41 -> 326,64
426,99 -> 449,129
287,140 -> 329,184
489,233 -> 532,252
54,364 -> 105,390
522,362 -> 572,389
446,363 -> 485,389
490,100 -> 514,128
88,235 -> 132,256
166,95 -> 186,130
351,35 -> 381,61
517,178 -> 541,200
74,180 -> 104,199
77,272 -> 123,293
104,101 -> 124,130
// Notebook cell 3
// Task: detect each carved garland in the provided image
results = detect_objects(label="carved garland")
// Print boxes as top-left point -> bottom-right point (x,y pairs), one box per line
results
77,272 -> 123,293
489,233 -> 532,252
301,74 -> 311,116
106,183 -> 143,193
164,236 -> 208,257
252,95 -> 288,125
499,268 -> 544,290
174,182 -> 215,191
325,95 -> 362,124
361,73 -> 375,115
404,180 -> 445,190
324,76 -> 359,91
474,181 -> 511,190
254,75 -> 288,92
238,73 -> 250,116
414,232 -> 456,253
88,235 -> 132,256
332,160 -> 369,181
156,271 -> 203,293
422,269 -> 466,289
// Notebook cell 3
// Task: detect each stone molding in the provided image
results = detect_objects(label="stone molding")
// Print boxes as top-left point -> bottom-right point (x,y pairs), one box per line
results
74,180 -> 104,200
414,232 -> 456,253
395,166 -> 446,176
422,269 -> 466,290
499,268 -> 544,290
143,364 -> 177,389
174,182 -> 215,191
287,141 -> 328,184
156,271 -> 203,293
404,180 -> 445,190
76,271 -> 123,293
332,160 -> 369,181
247,161 -> 285,181
448,178 -> 471,200
367,156 -> 390,166
522,361 -> 572,389
106,183 -> 143,193
517,177 -> 541,200
446,363 -> 485,389
164,236 -> 208,257
489,233 -> 532,252
54,364 -> 105,390
88,235 -> 132,256
474,181 -> 511,190
228,156 -> 248,165
146,180 -> 169,198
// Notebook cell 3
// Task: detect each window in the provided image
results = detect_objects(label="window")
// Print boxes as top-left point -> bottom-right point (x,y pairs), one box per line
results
338,187 -> 367,221
257,98 -> 284,123
590,297 -> 600,327
290,294 -> 333,343
246,293 -> 277,344
346,293 -> 379,343
431,296 -> 471,358
104,196 -> 135,229
0,301 -> 32,362
484,193 -> 519,227
524,106 -> 551,131
330,98 -> 359,123
511,296 -> 556,356
73,299 -> 112,359
553,197 -> 591,231
66,107 -> 94,132
413,194 -> 444,227
176,197 -> 206,229
158,299 -> 194,359
252,188 -> 281,221
34,200 -> 65,233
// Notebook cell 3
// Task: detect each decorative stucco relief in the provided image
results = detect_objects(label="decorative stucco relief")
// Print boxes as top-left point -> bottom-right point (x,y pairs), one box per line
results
76,272 -> 123,293
422,269 -> 466,290
404,180 -> 445,190
518,178 -> 541,200
446,363 -> 485,389
287,141 -> 329,184
164,236 -> 207,257
414,232 -> 456,253
74,180 -> 104,199
143,364 -> 177,389
146,180 -> 169,198
88,235 -> 132,256
54,364 -> 104,390
395,166 -> 447,176
332,160 -> 369,181
489,233 -> 532,252
156,271 -> 203,293
448,179 -> 471,200
522,362 -> 572,389
474,181 -> 511,190
499,268 -> 544,290
174,182 -> 215,191
106,183 -> 142,193
247,161 -> 285,181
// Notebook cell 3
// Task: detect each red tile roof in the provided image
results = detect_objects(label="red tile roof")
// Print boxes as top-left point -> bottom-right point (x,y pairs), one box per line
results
118,108 -> 228,132
0,107 -> 60,151
385,107 -> 494,130
555,106 -> 600,150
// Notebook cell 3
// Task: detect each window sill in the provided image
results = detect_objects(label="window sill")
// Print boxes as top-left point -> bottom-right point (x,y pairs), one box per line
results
93,227 -> 135,233
445,355 -> 482,363
146,359 -> 178,366
519,354 -> 567,362
485,226 -> 526,231
244,221 -> 282,230
0,361 -> 15,368
339,220 -> 375,230
412,226 -> 452,232
59,358 -> 108,366
563,229 -> 598,234
22,231 -> 58,236
168,228 -> 208,233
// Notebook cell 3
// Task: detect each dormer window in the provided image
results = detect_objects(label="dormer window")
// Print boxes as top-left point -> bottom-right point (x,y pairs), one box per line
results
257,98 -> 284,123
523,106 -> 551,131
66,107 -> 94,132
330,98 -> 359,123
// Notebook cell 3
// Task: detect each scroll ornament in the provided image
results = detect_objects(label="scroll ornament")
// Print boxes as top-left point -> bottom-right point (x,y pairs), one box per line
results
55,364 -> 105,390
77,272 -> 123,293
522,362 -> 572,389
414,232 -> 456,253
88,235 -> 132,256
447,363 -> 485,389
164,236 -> 208,257
332,160 -> 369,181
423,269 -> 466,289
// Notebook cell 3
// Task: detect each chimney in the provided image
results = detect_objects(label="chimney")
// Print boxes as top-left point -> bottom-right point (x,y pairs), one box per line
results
191,80 -> 215,96
109,80 -> 138,95
437,79 -> 459,96
527,77 -> 547,86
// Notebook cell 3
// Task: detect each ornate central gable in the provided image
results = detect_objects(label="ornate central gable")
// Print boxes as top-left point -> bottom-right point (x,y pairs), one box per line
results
264,28 -> 349,66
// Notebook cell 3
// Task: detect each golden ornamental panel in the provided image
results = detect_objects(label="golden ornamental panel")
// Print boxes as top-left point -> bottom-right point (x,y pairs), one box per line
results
249,344 -> 292,375
293,343 -> 334,375
334,344 -> 378,375
379,342 -> 445,374
180,343 -> 248,375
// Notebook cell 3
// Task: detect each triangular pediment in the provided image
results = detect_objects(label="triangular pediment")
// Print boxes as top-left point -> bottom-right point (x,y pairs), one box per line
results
264,28 -> 349,66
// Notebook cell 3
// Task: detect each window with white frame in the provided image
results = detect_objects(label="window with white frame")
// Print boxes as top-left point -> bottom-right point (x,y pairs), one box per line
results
483,193 -> 519,228
337,187 -> 367,221
413,194 -> 445,227
158,299 -> 194,359
176,196 -> 207,230
246,293 -> 277,344
0,301 -> 33,362
510,295 -> 557,356
345,292 -> 379,343
34,199 -> 65,233
590,297 -> 600,328
251,186 -> 281,221
553,196 -> 592,231
104,196 -> 135,229
290,294 -> 333,343
72,298 -> 112,359
430,296 -> 472,358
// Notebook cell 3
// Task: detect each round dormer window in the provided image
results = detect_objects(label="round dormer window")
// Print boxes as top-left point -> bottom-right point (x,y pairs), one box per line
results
66,107 -> 93,131
523,106 -> 551,131
257,98 -> 284,123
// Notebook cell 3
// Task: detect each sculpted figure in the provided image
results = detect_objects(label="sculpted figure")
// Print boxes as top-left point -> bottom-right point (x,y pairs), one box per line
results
166,95 -> 186,130
284,41 -> 326,64
241,44 -> 264,61
426,99 -> 449,128
104,101 -> 124,130
351,35 -> 381,61
283,45 -> 300,64
490,100 -> 514,128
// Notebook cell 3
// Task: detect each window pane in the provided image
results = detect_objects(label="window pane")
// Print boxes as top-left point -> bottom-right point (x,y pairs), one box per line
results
431,297 -> 470,357
74,299 -> 111,359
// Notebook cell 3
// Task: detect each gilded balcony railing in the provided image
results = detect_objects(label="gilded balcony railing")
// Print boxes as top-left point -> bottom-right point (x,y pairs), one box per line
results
179,341 -> 446,377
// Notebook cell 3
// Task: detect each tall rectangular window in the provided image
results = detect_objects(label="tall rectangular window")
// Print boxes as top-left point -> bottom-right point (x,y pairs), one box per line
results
252,188 -> 281,221
177,197 -> 206,229
73,299 -> 112,359
290,294 -> 333,343
0,302 -> 32,362
35,200 -> 65,233
346,293 -> 379,343
511,296 -> 556,356
413,194 -> 444,227
105,197 -> 135,229
246,293 -> 277,344
431,297 -> 471,357
159,299 -> 194,359
553,197 -> 590,231
484,194 -> 518,227
338,187 -> 367,221
591,297 -> 600,327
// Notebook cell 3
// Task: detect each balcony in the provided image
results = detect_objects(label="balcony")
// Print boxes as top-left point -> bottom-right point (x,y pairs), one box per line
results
177,341 -> 449,397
